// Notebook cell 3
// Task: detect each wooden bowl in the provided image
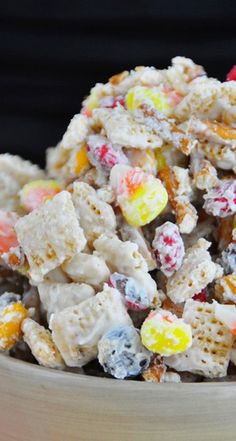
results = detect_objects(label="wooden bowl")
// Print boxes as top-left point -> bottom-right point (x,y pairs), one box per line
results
0,354 -> 236,441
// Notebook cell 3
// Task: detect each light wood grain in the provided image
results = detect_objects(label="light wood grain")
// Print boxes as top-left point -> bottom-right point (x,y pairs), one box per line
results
0,354 -> 236,441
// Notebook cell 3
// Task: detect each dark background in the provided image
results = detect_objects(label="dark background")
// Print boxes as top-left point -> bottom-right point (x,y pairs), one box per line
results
0,1 -> 236,166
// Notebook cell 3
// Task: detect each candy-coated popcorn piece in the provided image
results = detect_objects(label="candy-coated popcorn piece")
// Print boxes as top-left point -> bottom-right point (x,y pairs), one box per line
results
165,300 -> 234,378
110,165 -> 168,227
108,272 -> 150,311
166,239 -> 223,304
86,134 -> 128,173
22,318 -> 65,369
15,191 -> 86,283
0,210 -> 19,255
98,325 -> 151,379
126,86 -> 174,116
72,182 -> 116,246
215,273 -> 236,304
38,281 -> 95,321
1,245 -> 25,271
62,252 -> 110,289
141,309 -> 192,356
0,302 -> 28,350
152,221 -> 185,277
203,180 -> 236,218
227,66 -> 236,82
50,285 -> 132,367
20,180 -> 62,212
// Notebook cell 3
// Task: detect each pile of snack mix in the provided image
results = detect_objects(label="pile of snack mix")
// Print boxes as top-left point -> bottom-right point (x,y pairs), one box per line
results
0,58 -> 236,383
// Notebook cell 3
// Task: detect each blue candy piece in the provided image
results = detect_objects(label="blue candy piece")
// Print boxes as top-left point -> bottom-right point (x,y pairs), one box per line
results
98,325 -> 151,379
220,243 -> 236,275
109,273 -> 150,311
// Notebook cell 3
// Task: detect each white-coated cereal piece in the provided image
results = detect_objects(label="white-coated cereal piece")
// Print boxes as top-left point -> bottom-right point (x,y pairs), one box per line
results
38,281 -> 95,320
92,106 -> 163,149
0,154 -> 45,187
163,371 -> 182,383
50,285 -> 132,367
62,253 -> 110,289
72,182 -> 116,245
174,78 -> 222,122
94,233 -> 148,275
215,273 -> 236,304
166,239 -> 223,304
61,114 -> 88,150
134,106 -> 197,155
22,318 -> 65,369
118,218 -> 157,271
165,299 -> 234,378
15,191 -> 86,283
193,159 -> 219,191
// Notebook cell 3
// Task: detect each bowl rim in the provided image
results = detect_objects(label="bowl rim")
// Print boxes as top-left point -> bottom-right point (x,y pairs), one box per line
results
1,353 -> 236,389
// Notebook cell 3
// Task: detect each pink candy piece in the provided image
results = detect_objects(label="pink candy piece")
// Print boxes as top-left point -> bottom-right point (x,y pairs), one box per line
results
203,180 -> 236,218
86,135 -> 129,173
152,221 -> 185,277
193,289 -> 207,302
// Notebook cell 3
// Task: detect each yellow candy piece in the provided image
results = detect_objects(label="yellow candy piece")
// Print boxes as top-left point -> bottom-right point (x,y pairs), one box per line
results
126,86 -> 173,116
118,169 -> 168,227
0,303 -> 28,350
141,310 -> 192,356
20,180 -> 62,212
84,86 -> 100,112
73,144 -> 90,176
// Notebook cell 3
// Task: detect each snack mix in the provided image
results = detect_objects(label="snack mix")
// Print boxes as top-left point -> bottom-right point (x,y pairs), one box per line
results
1,57 -> 236,383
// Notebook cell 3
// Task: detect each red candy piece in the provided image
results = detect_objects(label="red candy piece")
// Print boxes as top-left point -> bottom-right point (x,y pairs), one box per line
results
203,180 -> 236,218
0,211 -> 19,255
152,221 -> 185,277
193,289 -> 207,302
226,66 -> 236,81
